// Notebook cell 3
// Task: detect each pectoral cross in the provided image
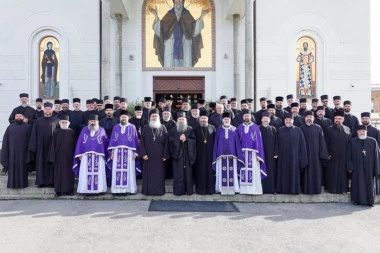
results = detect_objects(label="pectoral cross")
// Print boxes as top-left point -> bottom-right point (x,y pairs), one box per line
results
362,149 -> 366,156
204,140 -> 207,144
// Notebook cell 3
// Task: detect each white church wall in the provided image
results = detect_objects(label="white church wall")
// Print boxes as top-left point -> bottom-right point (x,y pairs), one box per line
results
256,0 -> 370,117
0,0 -> 100,141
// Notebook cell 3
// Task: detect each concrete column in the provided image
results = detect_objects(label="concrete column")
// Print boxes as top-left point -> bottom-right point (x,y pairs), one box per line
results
245,0 -> 254,99
101,0 -> 111,97
233,14 -> 241,99
115,13 -> 123,96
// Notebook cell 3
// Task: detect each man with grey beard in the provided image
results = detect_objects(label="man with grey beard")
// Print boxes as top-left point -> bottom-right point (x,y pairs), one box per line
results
259,112 -> 278,194
29,102 -> 60,187
161,106 -> 176,131
300,111 -> 328,194
347,125 -> 380,206
9,93 -> 37,125
48,115 -> 76,196
187,104 -> 200,129
169,111 -> 196,195
149,0 -> 210,67
139,109 -> 170,195
194,110 -> 216,194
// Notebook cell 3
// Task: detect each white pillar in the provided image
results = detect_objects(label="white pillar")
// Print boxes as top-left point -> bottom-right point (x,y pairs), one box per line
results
245,0 -> 254,99
101,0 -> 111,98
233,14 -> 241,99
115,13 -> 123,96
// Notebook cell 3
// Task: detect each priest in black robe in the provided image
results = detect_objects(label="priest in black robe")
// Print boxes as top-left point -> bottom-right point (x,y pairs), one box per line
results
187,104 -> 200,129
169,111 -> 196,195
29,102 -> 60,187
321,95 -> 335,121
57,99 -> 72,120
274,96 -> 290,120
142,97 -> 152,121
82,99 -> 99,123
325,110 -> 351,193
68,98 -> 85,137
343,101 -> 359,137
267,104 -> 283,130
139,109 -> 170,195
48,115 -> 76,196
209,104 -> 224,129
276,114 -> 308,194
161,106 -> 176,179
35,98 -> 44,118
129,106 -> 148,139
8,93 -> 36,125
1,109 -> 31,188
194,110 -> 216,194
347,125 -> 380,206
259,112 -> 278,194
254,97 -> 267,125
290,102 -> 305,127
300,111 -> 328,194
99,104 -> 119,138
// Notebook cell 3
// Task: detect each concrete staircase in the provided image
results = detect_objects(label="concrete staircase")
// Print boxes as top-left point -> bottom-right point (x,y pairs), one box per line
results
0,172 -> 368,203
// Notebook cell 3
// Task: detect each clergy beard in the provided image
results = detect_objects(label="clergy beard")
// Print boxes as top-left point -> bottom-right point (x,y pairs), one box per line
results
223,123 -> 230,128
89,125 -> 99,132
285,123 -> 292,128
305,119 -> 313,126
44,113 -> 52,117
199,122 -> 208,127
21,102 -> 27,108
358,133 -> 367,140
15,119 -> 23,124
149,120 -> 161,129
334,122 -> 342,127
163,117 -> 170,122
136,115 -> 142,119
59,123 -> 70,129
176,122 -> 188,133
175,3 -> 183,20
262,122 -> 269,127
120,119 -> 128,126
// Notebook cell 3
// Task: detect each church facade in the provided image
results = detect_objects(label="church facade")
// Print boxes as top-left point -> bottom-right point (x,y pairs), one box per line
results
0,0 -> 371,139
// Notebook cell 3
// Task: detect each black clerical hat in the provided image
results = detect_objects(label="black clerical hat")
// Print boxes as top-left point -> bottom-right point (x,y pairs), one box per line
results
284,114 -> 293,120
333,96 -> 341,101
163,106 -> 171,112
119,110 -> 129,116
312,98 -> 319,103
262,111 -> 271,118
304,111 -> 313,117
275,96 -> 283,102
286,94 -> 293,99
19,93 -> 28,98
320,95 -> 328,100
88,114 -> 98,121
62,99 -> 69,104
36,98 -> 43,103
113,96 -> 121,101
241,99 -> 247,105
119,98 -> 126,103
241,109 -> 250,115
177,111 -> 187,119
317,106 -> 324,111
97,100 -> 104,104
181,98 -> 190,103
14,108 -> 24,116
291,102 -> 299,108
86,99 -> 93,105
73,98 -> 81,103
198,99 -> 205,105
259,97 -> 266,102
267,100 -> 273,104
200,110 -> 209,117
191,104 -> 198,110
149,109 -> 159,116
220,95 -> 228,100
231,98 -> 237,102
361,112 -> 370,118
209,102 -> 216,108
105,104 -> 113,110
357,125 -> 367,131
60,115 -> 70,121
267,104 -> 275,109
134,106 -> 142,111
44,102 -> 53,108
334,110 -> 344,118
165,95 -> 174,101
246,99 -> 253,103
54,100 -> 62,105
343,100 -> 351,105
159,98 -> 166,103
144,97 -> 152,102
104,96 -> 110,100
222,112 -> 231,119
299,98 -> 307,103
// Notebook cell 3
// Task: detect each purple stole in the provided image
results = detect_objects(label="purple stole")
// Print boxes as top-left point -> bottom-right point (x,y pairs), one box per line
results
86,153 -> 100,191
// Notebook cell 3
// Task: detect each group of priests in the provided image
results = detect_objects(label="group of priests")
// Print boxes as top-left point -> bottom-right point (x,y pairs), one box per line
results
1,93 -> 380,206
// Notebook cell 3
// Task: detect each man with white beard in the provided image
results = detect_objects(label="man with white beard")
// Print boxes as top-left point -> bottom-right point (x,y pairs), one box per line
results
139,109 -> 170,195
212,112 -> 244,195
9,93 -> 37,125
73,114 -> 109,194
149,0 -> 210,67
276,114 -> 308,194
48,115 -> 77,196
169,111 -> 196,195
107,111 -> 140,195
347,125 -> 380,206
237,110 -> 266,195
299,111 -> 328,194
129,105 -> 148,139
187,104 -> 200,129
160,106 -> 176,131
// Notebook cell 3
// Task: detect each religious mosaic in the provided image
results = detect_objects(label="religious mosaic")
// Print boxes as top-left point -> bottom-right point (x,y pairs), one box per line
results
39,36 -> 60,99
143,0 -> 214,70
296,36 -> 316,98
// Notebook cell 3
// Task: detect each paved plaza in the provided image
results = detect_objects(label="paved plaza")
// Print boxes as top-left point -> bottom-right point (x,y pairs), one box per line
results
0,200 -> 379,253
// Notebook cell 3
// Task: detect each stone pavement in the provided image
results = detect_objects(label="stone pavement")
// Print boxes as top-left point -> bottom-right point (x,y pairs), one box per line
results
0,200 -> 379,253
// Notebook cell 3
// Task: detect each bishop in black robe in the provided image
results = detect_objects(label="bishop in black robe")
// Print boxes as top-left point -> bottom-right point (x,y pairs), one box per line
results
169,115 -> 196,196
194,113 -> 216,195
347,126 -> 380,206
48,119 -> 76,196
276,116 -> 308,194
325,114 -> 351,194
29,103 -> 60,187
259,113 -> 278,194
1,114 -> 31,188
139,110 -> 170,195
300,116 -> 328,194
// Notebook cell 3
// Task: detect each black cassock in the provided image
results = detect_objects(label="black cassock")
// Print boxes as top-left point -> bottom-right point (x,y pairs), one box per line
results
161,119 -> 176,179
129,117 -> 148,139
325,124 -> 351,193
187,116 -> 199,129
276,126 -> 308,194
366,125 -> 380,194
259,125 -> 278,194
209,114 -> 223,129
139,125 -> 170,195
347,137 -> 380,206
194,125 -> 216,195
48,128 -> 77,195
1,123 -> 31,188
9,105 -> 36,125
29,116 -> 60,186
68,110 -> 84,137
269,116 -> 283,130
300,124 -> 328,194
169,126 -> 196,195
